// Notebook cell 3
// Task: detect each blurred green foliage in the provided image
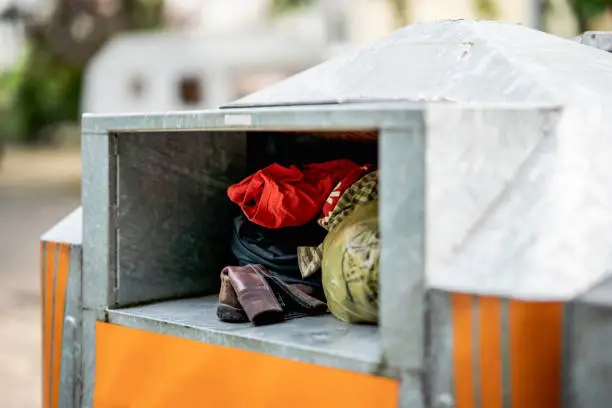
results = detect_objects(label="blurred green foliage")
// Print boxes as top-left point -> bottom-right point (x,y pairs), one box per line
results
0,0 -> 164,144
0,54 -> 25,142
0,44 -> 82,143
269,0 -> 314,15
568,0 -> 612,31
474,0 -> 499,19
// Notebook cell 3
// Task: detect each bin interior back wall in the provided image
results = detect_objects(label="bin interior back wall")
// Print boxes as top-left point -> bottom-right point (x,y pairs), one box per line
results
113,130 -> 378,308
115,131 -> 247,308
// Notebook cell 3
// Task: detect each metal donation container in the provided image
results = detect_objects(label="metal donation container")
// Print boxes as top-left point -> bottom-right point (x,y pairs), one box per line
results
41,20 -> 612,408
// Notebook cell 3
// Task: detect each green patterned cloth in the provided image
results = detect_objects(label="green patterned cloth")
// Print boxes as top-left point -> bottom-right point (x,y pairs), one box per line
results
297,171 -> 378,278
322,200 -> 379,323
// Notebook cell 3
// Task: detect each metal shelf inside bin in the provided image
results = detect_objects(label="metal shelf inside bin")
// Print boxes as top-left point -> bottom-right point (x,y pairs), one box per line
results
107,295 -> 390,377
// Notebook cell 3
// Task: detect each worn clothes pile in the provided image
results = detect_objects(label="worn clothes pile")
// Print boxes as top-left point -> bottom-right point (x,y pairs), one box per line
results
300,172 -> 379,324
217,159 -> 380,326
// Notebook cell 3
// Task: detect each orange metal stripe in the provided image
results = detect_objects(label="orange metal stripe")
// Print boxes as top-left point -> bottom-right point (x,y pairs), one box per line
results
94,322 -> 399,408
452,293 -> 474,408
509,300 -> 563,408
43,242 -> 57,408
39,242 -> 45,407
478,296 -> 502,408
51,244 -> 70,408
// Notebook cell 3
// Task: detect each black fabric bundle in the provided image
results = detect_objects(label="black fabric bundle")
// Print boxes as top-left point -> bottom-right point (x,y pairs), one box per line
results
230,215 -> 325,287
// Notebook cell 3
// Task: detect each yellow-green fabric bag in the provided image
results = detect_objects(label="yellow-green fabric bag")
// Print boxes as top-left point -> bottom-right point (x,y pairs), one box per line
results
321,200 -> 379,324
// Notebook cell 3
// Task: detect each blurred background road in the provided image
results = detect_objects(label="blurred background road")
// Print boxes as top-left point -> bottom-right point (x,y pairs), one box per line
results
0,147 -> 79,408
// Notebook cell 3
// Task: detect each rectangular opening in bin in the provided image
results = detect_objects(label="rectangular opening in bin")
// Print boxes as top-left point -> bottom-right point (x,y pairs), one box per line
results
111,128 -> 383,375
113,129 -> 379,307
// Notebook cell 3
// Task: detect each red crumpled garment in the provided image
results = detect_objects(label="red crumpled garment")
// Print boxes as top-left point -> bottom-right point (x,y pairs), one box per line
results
228,159 -> 361,229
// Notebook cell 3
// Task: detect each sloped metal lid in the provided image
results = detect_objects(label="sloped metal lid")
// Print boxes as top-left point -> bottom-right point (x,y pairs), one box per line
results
223,20 -> 612,109
41,207 -> 82,245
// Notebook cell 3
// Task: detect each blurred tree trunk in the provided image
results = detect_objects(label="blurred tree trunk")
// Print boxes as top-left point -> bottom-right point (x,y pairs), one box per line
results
568,0 -> 591,31
567,0 -> 611,32
10,0 -> 165,143
26,0 -> 164,67
389,0 -> 409,28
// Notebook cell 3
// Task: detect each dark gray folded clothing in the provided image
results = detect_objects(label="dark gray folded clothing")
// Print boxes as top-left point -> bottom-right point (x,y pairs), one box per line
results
230,215 -> 325,287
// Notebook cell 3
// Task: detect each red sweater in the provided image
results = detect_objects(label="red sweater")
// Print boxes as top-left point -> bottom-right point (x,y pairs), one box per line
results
228,159 -> 361,229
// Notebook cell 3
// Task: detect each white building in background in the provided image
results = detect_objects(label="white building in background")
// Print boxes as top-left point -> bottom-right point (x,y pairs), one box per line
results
83,0 -> 346,115
81,31 -> 329,114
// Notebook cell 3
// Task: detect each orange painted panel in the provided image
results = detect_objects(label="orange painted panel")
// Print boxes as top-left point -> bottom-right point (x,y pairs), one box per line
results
51,244 -> 70,408
451,295 -> 562,408
94,323 -> 399,408
509,300 -> 563,408
41,242 -> 71,408
42,242 -> 56,408
40,242 -> 46,408
478,297 -> 502,408
451,293 -> 474,408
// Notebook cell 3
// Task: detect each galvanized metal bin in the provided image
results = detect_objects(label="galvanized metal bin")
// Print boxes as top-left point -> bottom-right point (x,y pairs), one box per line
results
41,20 -> 612,408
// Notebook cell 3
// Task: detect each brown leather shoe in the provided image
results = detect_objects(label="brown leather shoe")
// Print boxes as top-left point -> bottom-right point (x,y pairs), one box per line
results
217,265 -> 328,325
217,270 -> 249,323
226,265 -> 284,326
